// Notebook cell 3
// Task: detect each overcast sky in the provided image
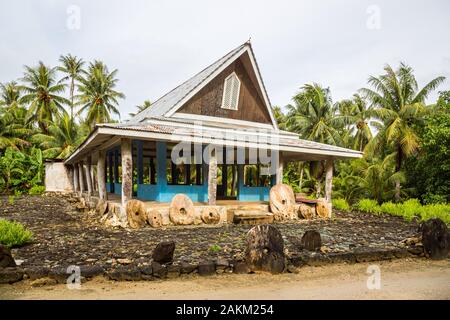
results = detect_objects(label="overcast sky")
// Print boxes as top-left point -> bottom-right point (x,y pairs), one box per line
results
1,0 -> 449,119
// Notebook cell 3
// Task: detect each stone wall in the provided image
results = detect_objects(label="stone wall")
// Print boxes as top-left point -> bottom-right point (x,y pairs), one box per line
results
44,161 -> 73,192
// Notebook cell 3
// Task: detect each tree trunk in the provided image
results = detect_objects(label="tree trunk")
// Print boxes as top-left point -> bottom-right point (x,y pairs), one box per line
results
395,144 -> 403,202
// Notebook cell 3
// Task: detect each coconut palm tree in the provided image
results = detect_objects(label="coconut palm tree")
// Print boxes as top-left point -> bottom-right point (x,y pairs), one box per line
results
32,111 -> 84,159
360,63 -> 445,201
0,110 -> 32,150
286,83 -> 344,146
19,62 -> 69,134
0,81 -> 22,111
285,83 -> 345,197
272,106 -> 287,130
129,100 -> 151,117
76,60 -> 125,129
58,54 -> 85,122
335,94 -> 375,151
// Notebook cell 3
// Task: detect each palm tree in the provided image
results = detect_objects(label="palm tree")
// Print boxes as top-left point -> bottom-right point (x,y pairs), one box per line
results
360,63 -> 445,201
32,111 -> 84,159
272,106 -> 287,130
76,60 -> 125,129
0,110 -> 31,149
335,94 -> 374,151
58,54 -> 85,122
0,81 -> 22,111
0,81 -> 35,149
286,83 -> 343,145
129,100 -> 151,117
286,83 -> 345,197
19,62 -> 69,133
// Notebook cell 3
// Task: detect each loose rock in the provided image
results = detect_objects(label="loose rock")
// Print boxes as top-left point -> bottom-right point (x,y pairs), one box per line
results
152,241 -> 176,264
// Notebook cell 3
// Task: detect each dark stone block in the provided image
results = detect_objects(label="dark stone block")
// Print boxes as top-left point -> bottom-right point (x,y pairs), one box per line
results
138,265 -> 153,275
152,261 -> 167,278
0,267 -> 24,284
198,261 -> 215,276
300,230 -> 322,251
167,264 -> 180,278
180,261 -> 197,274
0,245 -> 16,268
79,265 -> 104,278
420,218 -> 449,260
107,267 -> 141,281
245,225 -> 285,274
24,267 -> 50,280
152,241 -> 175,264
233,261 -> 250,274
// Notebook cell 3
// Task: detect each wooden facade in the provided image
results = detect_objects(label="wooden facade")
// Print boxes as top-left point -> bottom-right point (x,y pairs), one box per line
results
179,52 -> 272,125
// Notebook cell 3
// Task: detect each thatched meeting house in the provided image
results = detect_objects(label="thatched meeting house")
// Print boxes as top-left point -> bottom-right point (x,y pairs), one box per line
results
45,41 -> 362,226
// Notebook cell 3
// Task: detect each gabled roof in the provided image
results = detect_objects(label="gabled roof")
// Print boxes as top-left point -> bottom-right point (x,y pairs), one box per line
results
128,41 -> 278,129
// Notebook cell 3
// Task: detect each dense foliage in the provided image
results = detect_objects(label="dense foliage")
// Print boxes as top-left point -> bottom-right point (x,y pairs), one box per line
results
277,63 -> 448,207
0,55 -> 138,194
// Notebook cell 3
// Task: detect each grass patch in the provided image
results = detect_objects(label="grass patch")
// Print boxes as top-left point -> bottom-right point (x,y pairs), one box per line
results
353,198 -> 450,224
332,198 -> 350,211
28,185 -> 45,195
0,219 -> 33,247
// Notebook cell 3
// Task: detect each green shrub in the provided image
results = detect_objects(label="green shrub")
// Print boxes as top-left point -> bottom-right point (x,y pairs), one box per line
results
0,219 -> 33,247
28,185 -> 45,195
354,199 -> 381,214
333,198 -> 350,211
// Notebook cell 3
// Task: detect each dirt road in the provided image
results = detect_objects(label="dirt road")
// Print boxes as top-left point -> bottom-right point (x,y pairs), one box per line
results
1,258 -> 449,300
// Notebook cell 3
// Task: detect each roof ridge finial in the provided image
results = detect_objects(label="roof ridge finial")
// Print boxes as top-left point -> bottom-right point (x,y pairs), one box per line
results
247,36 -> 252,44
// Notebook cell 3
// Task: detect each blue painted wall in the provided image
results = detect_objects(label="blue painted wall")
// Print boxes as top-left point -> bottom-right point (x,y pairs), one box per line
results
108,141 -> 273,203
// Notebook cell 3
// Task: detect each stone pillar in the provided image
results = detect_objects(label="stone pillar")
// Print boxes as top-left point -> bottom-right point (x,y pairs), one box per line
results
208,146 -> 218,205
73,165 -> 79,192
276,154 -> 284,184
97,150 -> 107,200
85,157 -> 93,195
324,159 -> 333,218
121,138 -> 132,221
108,151 -> 114,193
78,162 -> 85,193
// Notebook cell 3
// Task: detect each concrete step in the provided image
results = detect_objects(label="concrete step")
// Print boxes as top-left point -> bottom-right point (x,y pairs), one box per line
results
233,210 -> 274,225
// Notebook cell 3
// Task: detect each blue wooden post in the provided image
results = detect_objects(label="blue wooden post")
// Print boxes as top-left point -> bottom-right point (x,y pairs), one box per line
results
156,141 -> 167,201
137,140 -> 144,185
237,164 -> 244,200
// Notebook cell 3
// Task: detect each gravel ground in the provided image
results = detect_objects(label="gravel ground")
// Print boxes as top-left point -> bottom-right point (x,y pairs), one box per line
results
0,195 -> 419,272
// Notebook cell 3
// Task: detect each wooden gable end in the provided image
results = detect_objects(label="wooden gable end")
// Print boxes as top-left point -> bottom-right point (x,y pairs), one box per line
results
177,53 -> 272,125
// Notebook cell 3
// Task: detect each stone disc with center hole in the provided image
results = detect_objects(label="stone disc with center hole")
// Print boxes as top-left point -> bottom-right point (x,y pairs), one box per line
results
126,199 -> 147,229
169,194 -> 195,225
269,184 -> 295,220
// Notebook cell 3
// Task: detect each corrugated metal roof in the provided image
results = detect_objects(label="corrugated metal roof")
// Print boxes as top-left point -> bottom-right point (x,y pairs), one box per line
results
100,122 -> 362,156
